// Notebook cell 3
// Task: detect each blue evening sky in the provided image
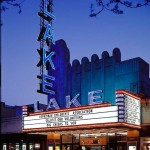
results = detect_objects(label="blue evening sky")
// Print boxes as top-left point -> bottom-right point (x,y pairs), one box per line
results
2,0 -> 150,106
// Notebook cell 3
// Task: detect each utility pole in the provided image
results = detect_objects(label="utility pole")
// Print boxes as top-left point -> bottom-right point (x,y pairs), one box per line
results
0,1 -> 2,102
0,0 -> 2,136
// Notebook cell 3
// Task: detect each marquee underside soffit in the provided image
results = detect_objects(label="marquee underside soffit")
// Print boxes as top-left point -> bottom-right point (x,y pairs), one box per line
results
29,127 -> 134,135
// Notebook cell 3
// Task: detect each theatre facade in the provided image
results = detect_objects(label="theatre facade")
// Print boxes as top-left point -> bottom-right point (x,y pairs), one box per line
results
1,0 -> 150,149
1,40 -> 150,150
21,39 -> 150,150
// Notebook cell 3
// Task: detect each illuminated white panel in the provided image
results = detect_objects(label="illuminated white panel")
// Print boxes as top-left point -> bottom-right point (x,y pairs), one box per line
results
24,111 -> 118,125
24,118 -> 47,124
116,92 -> 141,126
23,106 -> 118,129
124,95 -> 141,125
24,115 -> 40,121
24,123 -> 47,129
24,106 -> 118,121
24,116 -> 118,129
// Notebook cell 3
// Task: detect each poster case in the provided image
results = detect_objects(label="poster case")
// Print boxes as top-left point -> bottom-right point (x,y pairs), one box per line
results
55,146 -> 60,150
48,146 -> 54,150
35,143 -> 40,150
29,143 -> 34,150
22,143 -> 27,150
15,143 -> 19,150
127,142 -> 137,150
3,144 -> 7,150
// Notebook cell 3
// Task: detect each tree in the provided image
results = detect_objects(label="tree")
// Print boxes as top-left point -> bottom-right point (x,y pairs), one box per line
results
0,0 -> 26,14
90,0 -> 150,17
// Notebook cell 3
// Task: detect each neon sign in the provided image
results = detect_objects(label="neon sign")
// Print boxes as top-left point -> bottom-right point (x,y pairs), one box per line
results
36,1 -> 104,111
35,90 -> 103,111
37,0 -> 56,96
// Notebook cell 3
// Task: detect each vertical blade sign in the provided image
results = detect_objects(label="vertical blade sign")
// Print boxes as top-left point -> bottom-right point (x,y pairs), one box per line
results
37,0 -> 56,97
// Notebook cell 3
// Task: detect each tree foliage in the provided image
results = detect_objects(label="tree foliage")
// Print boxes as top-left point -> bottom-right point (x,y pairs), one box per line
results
90,0 -> 150,17
0,0 -> 26,14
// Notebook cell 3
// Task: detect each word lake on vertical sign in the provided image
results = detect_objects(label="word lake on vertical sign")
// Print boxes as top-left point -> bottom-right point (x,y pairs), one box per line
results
37,0 -> 56,98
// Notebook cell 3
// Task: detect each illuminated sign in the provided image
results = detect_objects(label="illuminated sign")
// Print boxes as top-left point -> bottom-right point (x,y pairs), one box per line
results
22,105 -> 28,116
23,91 -> 141,132
116,90 -> 141,126
124,95 -> 140,125
35,1 -> 105,111
23,106 -> 118,129
80,137 -> 106,145
37,0 -> 56,97
35,1 -> 104,110
35,90 -> 103,111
